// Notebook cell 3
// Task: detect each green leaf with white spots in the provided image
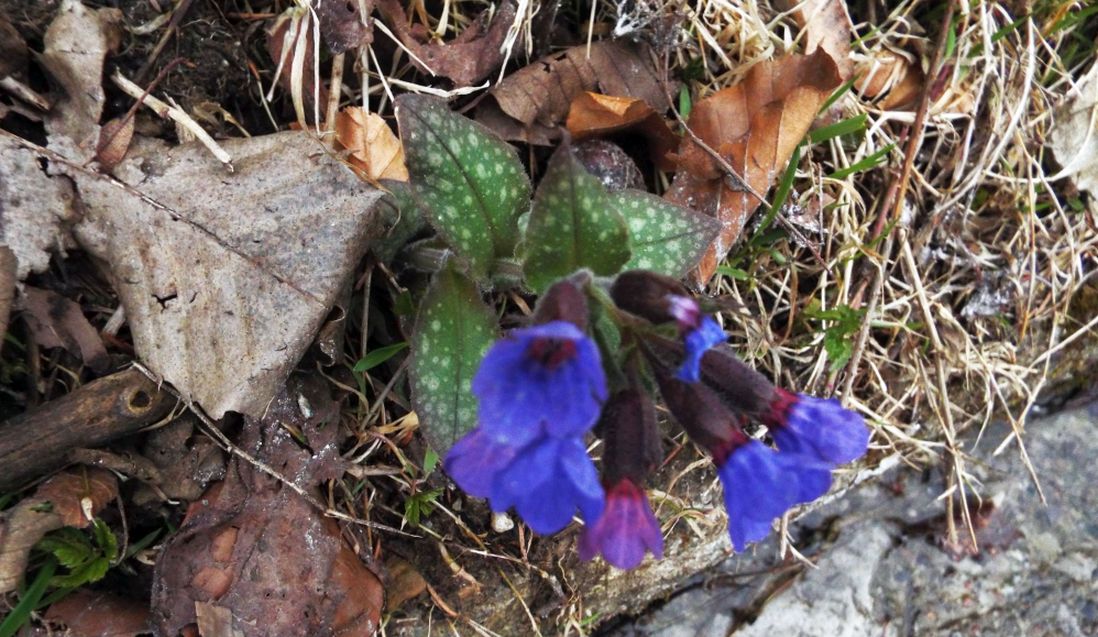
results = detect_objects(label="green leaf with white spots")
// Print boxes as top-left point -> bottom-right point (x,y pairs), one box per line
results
409,265 -> 497,454
613,189 -> 722,277
523,147 -> 631,293
396,95 -> 531,281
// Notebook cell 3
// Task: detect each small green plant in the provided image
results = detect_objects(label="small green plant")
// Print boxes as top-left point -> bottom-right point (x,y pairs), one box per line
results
804,302 -> 867,371
403,488 -> 443,527
36,519 -> 118,588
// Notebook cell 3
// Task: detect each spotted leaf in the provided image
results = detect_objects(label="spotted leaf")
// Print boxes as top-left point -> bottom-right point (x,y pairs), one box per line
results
523,146 -> 631,293
409,265 -> 497,454
613,190 -> 721,277
396,94 -> 531,281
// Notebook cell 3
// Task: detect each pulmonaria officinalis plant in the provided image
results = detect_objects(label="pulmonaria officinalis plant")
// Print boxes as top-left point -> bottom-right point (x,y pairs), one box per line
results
393,95 -> 870,570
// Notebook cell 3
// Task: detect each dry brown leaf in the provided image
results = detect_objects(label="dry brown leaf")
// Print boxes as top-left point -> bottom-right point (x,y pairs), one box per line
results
315,0 -> 373,54
194,603 -> 245,637
18,286 -> 110,373
0,468 -> 118,594
384,556 -> 428,611
151,376 -> 383,637
667,49 -> 843,283
375,0 -> 515,87
0,136 -> 77,279
65,132 -> 385,419
95,116 -> 135,171
335,107 -> 409,181
40,0 -> 123,161
1051,62 -> 1098,197
784,0 -> 854,80
476,41 -> 672,146
44,590 -> 151,637
566,92 -> 679,171
0,14 -> 29,78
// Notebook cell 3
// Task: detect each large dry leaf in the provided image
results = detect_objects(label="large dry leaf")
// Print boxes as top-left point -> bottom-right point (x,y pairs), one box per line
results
375,0 -> 515,87
0,136 -> 76,279
476,41 -> 672,145
1050,62 -> 1098,196
18,286 -> 110,373
784,0 -> 853,80
0,468 -> 118,594
566,92 -> 679,171
68,132 -> 385,418
335,107 -> 408,181
667,49 -> 843,283
151,376 -> 383,637
40,0 -> 123,162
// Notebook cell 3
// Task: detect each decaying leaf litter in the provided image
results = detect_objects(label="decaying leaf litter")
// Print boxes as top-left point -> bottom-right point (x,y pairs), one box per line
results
0,0 -> 1096,634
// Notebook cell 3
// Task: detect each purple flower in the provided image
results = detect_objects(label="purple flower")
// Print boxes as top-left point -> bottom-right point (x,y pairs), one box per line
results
579,478 -> 663,569
473,321 -> 607,446
444,428 -> 520,498
667,295 -> 727,383
767,389 -> 870,466
716,439 -> 832,551
489,435 -> 605,535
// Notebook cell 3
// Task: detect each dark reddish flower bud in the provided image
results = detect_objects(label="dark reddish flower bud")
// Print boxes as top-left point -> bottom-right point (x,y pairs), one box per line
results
533,277 -> 589,330
599,389 -> 661,484
610,271 -> 690,325
651,366 -> 748,463
698,345 -> 779,416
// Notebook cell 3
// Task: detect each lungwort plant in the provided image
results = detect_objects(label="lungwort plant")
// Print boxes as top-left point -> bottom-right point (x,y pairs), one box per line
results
394,95 -> 869,570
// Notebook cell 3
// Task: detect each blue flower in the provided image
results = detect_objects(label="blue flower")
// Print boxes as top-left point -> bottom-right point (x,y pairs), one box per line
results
489,435 -> 605,535
579,478 -> 663,569
768,390 -> 870,466
472,321 -> 607,446
666,295 -> 727,383
444,427 -> 520,498
716,440 -> 832,551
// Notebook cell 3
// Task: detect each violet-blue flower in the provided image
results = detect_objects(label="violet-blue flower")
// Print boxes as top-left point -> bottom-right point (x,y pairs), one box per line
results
444,427 -> 520,498
667,295 -> 727,383
716,439 -> 832,551
579,478 -> 663,570
766,389 -> 870,466
472,321 -> 607,446
489,435 -> 605,535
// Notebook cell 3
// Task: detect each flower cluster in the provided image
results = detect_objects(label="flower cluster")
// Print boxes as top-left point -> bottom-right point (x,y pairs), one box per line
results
444,271 -> 870,569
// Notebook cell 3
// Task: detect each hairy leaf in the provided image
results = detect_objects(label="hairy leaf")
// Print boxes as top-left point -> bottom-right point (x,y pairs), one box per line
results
409,266 -> 497,453
396,94 -> 531,280
523,147 -> 631,292
613,190 -> 721,277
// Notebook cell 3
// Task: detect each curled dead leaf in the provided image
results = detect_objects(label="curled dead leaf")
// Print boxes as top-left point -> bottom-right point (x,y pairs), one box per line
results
667,49 -> 843,283
856,48 -> 925,110
566,92 -> 679,171
34,468 -> 119,529
335,107 -> 409,182
18,286 -> 110,373
375,0 -> 515,87
1050,62 -> 1098,197
476,41 -> 672,145
96,116 -> 135,171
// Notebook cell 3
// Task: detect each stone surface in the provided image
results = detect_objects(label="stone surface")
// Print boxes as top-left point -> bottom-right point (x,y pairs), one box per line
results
605,404 -> 1098,637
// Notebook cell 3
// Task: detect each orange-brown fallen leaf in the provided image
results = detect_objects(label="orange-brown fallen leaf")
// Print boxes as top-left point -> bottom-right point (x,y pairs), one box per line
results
18,286 -> 110,374
335,107 -> 408,182
476,41 -> 671,146
566,92 -> 679,171
667,49 -> 843,284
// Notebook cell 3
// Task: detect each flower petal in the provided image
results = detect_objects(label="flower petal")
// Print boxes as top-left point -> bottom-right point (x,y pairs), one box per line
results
445,428 -> 519,498
675,316 -> 727,383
